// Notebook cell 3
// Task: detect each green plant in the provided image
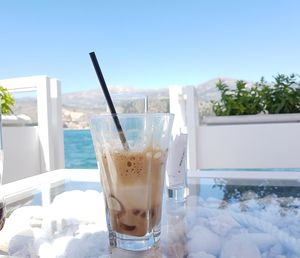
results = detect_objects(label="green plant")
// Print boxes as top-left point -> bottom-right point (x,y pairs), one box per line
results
212,80 -> 264,116
258,74 -> 300,114
0,86 -> 15,115
212,74 -> 300,116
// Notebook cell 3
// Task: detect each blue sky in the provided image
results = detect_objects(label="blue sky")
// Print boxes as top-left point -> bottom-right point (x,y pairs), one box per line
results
1,0 -> 300,93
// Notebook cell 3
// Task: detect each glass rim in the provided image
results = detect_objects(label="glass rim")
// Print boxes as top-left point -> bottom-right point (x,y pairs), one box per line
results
90,112 -> 174,120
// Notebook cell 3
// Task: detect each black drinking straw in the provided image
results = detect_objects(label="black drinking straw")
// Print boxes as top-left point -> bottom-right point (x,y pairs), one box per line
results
89,52 -> 129,150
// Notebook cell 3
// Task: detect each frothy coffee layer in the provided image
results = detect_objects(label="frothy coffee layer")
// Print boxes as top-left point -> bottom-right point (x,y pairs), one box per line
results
101,148 -> 163,185
98,147 -> 166,237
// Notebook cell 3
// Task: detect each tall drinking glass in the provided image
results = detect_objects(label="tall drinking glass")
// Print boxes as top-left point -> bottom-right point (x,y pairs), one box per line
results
90,113 -> 174,251
0,112 -> 5,231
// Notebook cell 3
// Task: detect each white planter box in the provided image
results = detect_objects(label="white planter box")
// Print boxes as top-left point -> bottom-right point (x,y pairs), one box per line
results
202,113 -> 300,125
169,86 -> 300,170
196,113 -> 300,169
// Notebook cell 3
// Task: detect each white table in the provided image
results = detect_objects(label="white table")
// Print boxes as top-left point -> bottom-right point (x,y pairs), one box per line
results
0,169 -> 300,258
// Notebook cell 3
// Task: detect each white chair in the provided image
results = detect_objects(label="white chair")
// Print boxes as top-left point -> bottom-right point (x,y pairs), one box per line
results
0,75 -> 65,183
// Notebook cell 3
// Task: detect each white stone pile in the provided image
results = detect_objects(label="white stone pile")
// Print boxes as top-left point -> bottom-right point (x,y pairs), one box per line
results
0,190 -> 299,258
161,195 -> 300,258
0,190 -> 109,257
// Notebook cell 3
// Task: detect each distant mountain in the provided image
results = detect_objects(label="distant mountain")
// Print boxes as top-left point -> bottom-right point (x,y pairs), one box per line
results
61,87 -> 170,128
12,78 -> 251,128
62,87 -> 169,108
196,77 -> 253,101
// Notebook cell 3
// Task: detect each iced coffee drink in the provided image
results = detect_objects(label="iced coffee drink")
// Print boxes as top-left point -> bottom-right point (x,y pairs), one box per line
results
90,113 -> 173,251
99,146 -> 166,237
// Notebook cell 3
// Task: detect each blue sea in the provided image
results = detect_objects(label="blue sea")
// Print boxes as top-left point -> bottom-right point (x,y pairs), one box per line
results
64,129 -> 97,168
64,129 -> 300,172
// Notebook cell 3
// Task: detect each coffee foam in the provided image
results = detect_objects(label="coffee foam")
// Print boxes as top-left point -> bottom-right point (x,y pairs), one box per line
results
100,147 -> 165,185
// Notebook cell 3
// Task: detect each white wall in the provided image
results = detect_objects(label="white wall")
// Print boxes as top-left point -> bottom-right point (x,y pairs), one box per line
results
2,127 -> 41,183
197,122 -> 300,169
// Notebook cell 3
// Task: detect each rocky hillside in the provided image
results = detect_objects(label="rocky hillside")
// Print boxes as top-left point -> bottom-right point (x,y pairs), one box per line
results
12,77 -> 245,129
13,86 -> 170,129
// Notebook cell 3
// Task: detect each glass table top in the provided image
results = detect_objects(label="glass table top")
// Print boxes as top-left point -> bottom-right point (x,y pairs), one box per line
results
0,169 -> 300,258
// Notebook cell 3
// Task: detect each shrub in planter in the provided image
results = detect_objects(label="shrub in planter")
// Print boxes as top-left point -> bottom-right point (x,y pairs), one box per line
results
258,74 -> 300,114
212,74 -> 300,116
212,80 -> 264,116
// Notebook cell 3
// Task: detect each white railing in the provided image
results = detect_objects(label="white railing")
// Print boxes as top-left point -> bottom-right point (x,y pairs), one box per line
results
169,86 -> 300,169
0,75 -> 64,183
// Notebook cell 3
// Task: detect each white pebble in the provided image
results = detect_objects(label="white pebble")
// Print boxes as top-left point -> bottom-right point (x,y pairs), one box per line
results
220,234 -> 261,258
187,225 -> 222,256
247,233 -> 277,252
188,251 -> 216,258
39,242 -> 55,258
208,213 -> 240,236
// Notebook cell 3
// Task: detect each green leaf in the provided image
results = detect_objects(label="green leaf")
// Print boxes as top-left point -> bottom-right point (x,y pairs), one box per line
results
0,86 -> 15,115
